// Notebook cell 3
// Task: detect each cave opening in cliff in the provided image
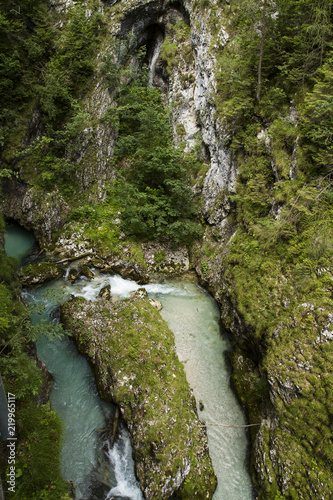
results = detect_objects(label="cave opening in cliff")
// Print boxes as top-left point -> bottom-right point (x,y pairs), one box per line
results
138,24 -> 165,86
118,2 -> 190,87
139,24 -> 165,68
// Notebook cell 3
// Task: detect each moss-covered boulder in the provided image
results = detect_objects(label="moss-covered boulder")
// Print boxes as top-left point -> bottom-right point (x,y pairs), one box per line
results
19,261 -> 63,287
61,290 -> 217,499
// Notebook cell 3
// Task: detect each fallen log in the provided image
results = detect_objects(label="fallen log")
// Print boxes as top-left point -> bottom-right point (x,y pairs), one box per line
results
56,251 -> 93,264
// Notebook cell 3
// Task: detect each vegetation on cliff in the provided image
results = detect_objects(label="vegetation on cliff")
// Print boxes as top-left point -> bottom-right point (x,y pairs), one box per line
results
194,1 -> 333,498
1,0 -> 202,251
0,0 -> 332,498
0,216 -> 69,499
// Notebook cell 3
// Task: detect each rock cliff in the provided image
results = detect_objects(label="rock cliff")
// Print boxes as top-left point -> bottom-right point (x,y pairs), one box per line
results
1,0 -> 332,498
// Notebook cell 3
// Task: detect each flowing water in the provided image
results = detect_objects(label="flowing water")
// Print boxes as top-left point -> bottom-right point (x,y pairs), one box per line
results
4,225 -> 143,500
93,275 -> 254,500
5,223 -> 253,499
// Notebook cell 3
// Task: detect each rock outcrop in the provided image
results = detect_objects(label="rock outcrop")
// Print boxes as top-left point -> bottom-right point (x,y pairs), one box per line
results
19,261 -> 63,287
61,289 -> 217,499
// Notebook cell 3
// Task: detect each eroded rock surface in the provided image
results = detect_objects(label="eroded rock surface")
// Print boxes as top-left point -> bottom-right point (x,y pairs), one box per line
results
61,290 -> 217,499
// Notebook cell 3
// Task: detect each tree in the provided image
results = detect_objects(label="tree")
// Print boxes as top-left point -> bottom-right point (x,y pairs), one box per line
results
112,78 -> 201,244
301,55 -> 333,174
257,0 -> 267,102
276,0 -> 333,87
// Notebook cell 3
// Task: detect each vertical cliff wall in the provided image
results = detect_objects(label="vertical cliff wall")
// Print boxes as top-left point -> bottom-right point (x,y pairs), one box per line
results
1,0 -> 332,498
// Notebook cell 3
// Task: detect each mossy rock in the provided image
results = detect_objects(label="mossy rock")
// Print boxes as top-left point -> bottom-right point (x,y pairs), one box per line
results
19,262 -> 63,287
61,291 -> 217,499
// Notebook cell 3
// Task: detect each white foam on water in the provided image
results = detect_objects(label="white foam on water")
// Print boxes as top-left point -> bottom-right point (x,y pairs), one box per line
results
108,274 -> 195,298
70,274 -> 195,302
21,264 -> 253,500
106,428 -> 143,500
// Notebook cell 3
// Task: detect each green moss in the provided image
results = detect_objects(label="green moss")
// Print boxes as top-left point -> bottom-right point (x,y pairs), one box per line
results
61,293 -> 217,497
13,404 -> 70,500
160,36 -> 178,72
0,238 -> 69,499
223,165 -> 333,496
19,262 -> 63,287
161,20 -> 193,75
154,250 -> 166,264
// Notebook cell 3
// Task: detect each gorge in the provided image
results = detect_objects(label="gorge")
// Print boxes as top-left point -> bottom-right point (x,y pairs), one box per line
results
0,0 -> 332,498
5,223 -> 253,499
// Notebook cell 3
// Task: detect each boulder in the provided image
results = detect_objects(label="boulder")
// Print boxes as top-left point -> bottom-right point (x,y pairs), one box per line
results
19,261 -> 63,287
98,285 -> 111,300
148,298 -> 162,311
61,293 -> 217,499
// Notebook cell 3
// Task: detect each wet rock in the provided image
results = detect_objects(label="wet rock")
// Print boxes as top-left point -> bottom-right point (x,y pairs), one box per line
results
19,261 -> 63,287
130,287 -> 148,300
66,265 -> 94,283
99,284 -> 111,300
100,265 -> 116,274
91,257 -> 106,269
111,259 -> 149,284
80,265 -> 95,279
67,268 -> 80,284
148,298 -> 162,311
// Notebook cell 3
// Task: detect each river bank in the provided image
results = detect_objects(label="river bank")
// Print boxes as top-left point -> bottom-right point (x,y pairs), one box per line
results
4,222 -> 254,499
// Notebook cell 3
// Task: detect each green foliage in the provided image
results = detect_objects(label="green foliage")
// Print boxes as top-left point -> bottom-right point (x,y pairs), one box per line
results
110,70 -> 202,245
37,2 -> 105,123
214,0 -> 333,152
0,0 -> 51,106
11,98 -> 92,196
225,172 -> 333,496
0,1 -> 104,195
154,250 -> 165,264
160,20 -> 192,73
0,0 -> 57,146
216,43 -> 255,137
268,117 -> 298,179
276,0 -> 332,86
300,55 -> 333,174
0,225 -> 69,497
16,135 -> 76,194
160,37 -> 178,72
13,404 -> 69,499
213,7 -> 333,486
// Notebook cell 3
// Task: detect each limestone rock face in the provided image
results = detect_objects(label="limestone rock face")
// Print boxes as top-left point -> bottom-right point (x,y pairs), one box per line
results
61,291 -> 217,499
142,241 -> 190,276
1,179 -> 70,246
191,10 -> 237,226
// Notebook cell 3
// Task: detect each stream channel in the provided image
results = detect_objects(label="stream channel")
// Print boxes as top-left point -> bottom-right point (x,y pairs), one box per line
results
5,222 -> 254,500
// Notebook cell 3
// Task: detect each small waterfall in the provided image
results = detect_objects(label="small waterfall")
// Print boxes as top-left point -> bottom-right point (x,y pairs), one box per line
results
64,267 -> 70,280
148,31 -> 164,87
5,222 -> 253,499
106,427 -> 143,500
